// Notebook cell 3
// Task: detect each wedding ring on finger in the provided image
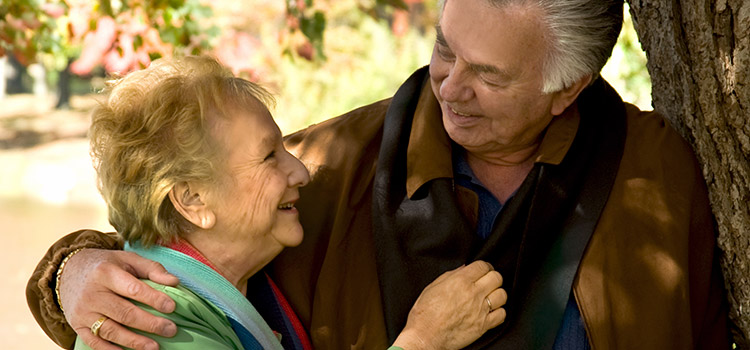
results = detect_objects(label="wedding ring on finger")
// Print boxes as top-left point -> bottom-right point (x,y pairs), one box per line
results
91,316 -> 108,337
485,297 -> 493,312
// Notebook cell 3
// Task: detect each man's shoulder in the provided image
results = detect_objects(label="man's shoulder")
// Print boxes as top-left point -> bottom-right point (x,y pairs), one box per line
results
284,98 -> 391,171
617,102 -> 705,196
622,103 -> 698,165
285,98 -> 391,149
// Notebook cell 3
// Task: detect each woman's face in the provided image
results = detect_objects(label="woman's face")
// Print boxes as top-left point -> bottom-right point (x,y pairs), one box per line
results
206,99 -> 310,256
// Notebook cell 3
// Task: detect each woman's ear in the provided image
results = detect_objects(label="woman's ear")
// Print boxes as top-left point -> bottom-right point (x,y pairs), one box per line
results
169,181 -> 216,229
550,74 -> 593,116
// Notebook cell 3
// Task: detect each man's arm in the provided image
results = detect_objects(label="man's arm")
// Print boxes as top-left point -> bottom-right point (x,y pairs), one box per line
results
26,230 -> 179,350
75,280 -> 238,350
27,230 -> 122,348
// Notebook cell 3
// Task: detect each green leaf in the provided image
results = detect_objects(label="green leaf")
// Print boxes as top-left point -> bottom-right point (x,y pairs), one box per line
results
160,27 -> 177,44
168,0 -> 186,9
376,0 -> 408,10
162,9 -> 173,24
300,11 -> 326,43
192,3 -> 213,18
133,34 -> 143,49
205,25 -> 220,38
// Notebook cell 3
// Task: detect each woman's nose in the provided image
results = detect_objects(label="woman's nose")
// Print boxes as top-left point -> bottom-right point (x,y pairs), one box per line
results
286,152 -> 310,188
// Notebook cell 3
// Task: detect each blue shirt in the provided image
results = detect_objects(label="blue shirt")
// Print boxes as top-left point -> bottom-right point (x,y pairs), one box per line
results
453,149 -> 591,350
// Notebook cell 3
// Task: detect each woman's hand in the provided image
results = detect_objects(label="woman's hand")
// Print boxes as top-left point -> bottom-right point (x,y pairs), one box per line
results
392,261 -> 507,350
59,249 -> 180,350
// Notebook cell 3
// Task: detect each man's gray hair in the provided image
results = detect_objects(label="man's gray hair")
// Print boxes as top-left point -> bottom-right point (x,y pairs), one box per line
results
439,0 -> 623,93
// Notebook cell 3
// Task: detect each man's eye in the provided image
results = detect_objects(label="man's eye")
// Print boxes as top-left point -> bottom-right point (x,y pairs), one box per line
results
264,151 -> 276,161
437,45 -> 455,61
481,78 -> 500,87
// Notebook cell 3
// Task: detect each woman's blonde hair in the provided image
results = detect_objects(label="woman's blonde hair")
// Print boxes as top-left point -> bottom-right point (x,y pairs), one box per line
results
90,56 -> 274,246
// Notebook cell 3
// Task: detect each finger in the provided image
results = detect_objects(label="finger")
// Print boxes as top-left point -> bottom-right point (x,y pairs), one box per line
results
74,324 -> 123,350
462,260 -> 494,280
486,307 -> 507,329
89,291 -> 176,338
120,251 -> 180,287
474,270 -> 503,291
486,288 -> 508,310
100,262 -> 176,314
98,316 -> 160,350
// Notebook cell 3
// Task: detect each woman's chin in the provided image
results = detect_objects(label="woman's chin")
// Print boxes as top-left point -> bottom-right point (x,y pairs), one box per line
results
275,224 -> 305,248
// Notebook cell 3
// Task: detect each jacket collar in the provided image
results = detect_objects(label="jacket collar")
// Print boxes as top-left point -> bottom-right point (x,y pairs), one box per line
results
405,83 -> 581,198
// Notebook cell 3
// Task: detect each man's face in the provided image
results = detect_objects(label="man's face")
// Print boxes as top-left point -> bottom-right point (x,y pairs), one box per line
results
429,0 -> 563,158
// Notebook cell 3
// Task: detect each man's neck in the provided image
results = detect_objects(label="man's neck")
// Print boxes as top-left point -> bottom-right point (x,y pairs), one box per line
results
465,147 -> 537,203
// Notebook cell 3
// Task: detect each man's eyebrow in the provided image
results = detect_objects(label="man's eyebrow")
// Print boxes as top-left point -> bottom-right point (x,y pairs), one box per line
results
435,24 -> 511,80
435,25 -> 448,46
470,63 -> 501,75
470,63 -> 513,81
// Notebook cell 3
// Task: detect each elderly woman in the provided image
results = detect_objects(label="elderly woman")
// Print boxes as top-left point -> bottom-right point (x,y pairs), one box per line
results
72,56 -> 505,350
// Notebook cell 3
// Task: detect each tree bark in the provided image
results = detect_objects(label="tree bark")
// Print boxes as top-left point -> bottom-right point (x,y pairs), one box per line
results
628,0 -> 750,346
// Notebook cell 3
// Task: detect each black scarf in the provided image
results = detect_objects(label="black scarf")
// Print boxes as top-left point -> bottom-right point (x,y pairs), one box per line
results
372,66 -> 627,349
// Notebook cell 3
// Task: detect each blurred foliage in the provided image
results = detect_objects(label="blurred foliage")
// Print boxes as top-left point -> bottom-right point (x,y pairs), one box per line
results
1,0 -> 651,129
0,0 -> 66,65
283,0 -> 408,60
600,3 -> 652,111
1,0 -> 217,73
270,3 -> 435,133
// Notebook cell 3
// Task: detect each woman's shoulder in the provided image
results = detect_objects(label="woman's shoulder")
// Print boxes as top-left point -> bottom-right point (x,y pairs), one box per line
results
74,280 -> 242,350
134,280 -> 243,349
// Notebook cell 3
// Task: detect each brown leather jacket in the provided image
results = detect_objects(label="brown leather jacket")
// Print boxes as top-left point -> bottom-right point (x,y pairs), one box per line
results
27,77 -> 729,349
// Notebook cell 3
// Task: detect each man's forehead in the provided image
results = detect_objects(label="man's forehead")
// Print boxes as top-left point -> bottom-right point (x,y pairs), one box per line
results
434,23 -> 515,80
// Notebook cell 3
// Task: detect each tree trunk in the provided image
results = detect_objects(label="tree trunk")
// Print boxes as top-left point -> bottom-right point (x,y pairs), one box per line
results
628,0 -> 749,346
56,59 -> 72,110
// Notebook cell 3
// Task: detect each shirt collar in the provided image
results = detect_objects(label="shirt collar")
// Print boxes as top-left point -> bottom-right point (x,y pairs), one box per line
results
405,83 -> 581,198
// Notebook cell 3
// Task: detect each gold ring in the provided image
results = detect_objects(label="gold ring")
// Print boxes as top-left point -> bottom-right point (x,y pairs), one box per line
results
485,297 -> 493,311
91,316 -> 107,337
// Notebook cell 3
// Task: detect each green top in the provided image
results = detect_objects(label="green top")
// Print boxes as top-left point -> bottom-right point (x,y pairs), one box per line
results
74,280 -> 243,350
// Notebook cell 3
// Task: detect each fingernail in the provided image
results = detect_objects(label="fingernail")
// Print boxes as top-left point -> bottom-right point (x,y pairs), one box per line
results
161,299 -> 175,312
144,341 -> 159,350
162,322 -> 177,337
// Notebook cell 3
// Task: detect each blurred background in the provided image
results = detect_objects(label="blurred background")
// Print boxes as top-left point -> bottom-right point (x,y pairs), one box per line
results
0,0 -> 651,348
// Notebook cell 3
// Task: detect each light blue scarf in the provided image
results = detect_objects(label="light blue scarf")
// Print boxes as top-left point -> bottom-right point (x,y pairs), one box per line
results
125,242 -> 283,350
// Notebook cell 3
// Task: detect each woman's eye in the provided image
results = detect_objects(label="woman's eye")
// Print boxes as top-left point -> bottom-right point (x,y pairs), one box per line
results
264,151 -> 276,161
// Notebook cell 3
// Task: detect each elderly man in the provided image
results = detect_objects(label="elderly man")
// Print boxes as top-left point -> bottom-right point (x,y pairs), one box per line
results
28,0 -> 730,349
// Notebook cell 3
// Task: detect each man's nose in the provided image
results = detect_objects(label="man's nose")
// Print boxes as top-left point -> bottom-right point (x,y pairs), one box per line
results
440,64 -> 473,102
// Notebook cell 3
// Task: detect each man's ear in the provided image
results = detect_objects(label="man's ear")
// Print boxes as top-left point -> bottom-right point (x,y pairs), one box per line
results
169,181 -> 216,229
550,74 -> 593,116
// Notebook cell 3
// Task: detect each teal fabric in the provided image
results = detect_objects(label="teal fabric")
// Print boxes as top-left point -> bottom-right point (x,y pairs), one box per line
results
74,281 -> 243,349
124,242 -> 283,350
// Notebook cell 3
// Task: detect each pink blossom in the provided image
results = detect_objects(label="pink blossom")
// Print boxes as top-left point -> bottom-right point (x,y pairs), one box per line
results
215,31 -> 260,76
71,17 -> 116,75
41,3 -> 66,18
104,33 -> 136,73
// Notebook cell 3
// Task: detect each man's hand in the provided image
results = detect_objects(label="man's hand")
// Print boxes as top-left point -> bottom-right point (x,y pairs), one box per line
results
59,249 -> 180,350
392,261 -> 507,350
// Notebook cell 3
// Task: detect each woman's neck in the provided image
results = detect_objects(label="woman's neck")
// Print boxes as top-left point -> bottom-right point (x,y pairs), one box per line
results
175,232 -> 281,295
